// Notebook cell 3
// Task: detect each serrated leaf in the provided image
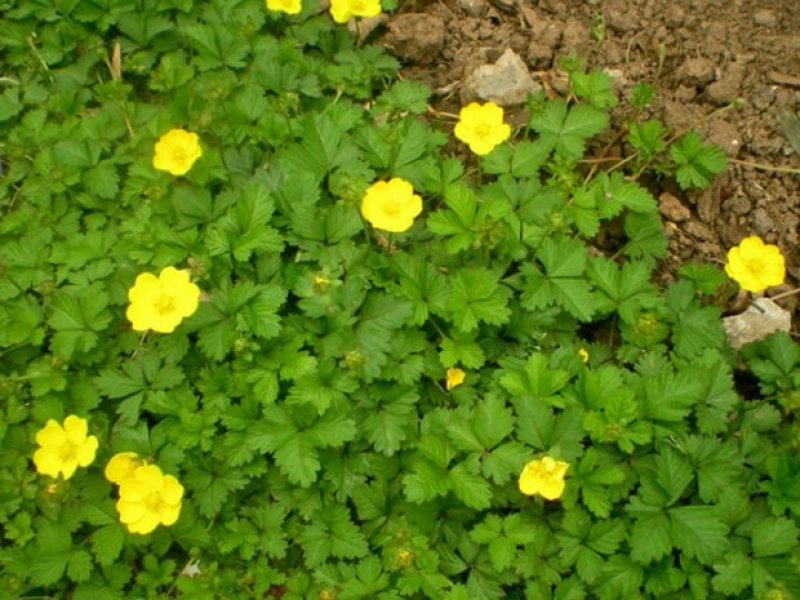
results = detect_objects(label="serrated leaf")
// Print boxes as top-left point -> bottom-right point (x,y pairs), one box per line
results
522,236 -> 598,321
530,101 -> 608,159
449,462 -> 492,510
752,517 -> 800,558
446,267 -> 511,332
67,550 -> 93,583
91,525 -> 125,567
670,132 -> 728,190
629,512 -> 671,564
670,506 -> 729,564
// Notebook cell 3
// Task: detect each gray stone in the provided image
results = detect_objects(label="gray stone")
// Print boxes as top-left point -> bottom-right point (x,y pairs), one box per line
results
723,298 -> 792,350
753,9 -> 778,27
462,48 -> 543,106
459,0 -> 489,17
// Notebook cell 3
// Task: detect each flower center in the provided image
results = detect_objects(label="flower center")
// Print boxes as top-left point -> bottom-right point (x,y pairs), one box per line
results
59,443 -> 78,463
155,293 -> 176,315
474,123 -> 492,140
745,257 -> 765,275
382,199 -> 402,217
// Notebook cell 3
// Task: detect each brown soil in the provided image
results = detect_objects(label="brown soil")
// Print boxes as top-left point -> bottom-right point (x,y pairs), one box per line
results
379,0 -> 800,315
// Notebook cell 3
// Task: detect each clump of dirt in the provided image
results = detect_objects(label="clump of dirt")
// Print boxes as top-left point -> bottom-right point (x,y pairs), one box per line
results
380,0 -> 800,319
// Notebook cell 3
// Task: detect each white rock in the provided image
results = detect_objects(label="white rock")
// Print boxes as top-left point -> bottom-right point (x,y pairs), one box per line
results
461,48 -> 543,106
723,297 -> 792,350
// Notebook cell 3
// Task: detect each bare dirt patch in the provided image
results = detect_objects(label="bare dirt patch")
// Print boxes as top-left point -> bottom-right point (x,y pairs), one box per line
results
380,0 -> 800,318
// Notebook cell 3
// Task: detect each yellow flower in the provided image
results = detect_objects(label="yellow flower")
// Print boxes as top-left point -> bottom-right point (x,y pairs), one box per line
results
360,178 -> 423,233
578,348 -> 589,364
33,416 -> 98,480
446,368 -> 466,391
105,452 -> 144,485
518,456 -> 569,500
265,0 -> 301,14
454,101 -> 512,156
152,128 -> 202,176
724,236 -> 785,293
126,266 -> 201,333
330,0 -> 381,24
116,464 -> 184,535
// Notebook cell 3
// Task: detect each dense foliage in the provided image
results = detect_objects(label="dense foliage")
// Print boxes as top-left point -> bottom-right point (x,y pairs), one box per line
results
1,0 -> 798,598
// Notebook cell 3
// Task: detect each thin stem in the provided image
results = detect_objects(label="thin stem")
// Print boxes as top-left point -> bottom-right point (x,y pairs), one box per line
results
769,287 -> 800,301
728,158 -> 800,175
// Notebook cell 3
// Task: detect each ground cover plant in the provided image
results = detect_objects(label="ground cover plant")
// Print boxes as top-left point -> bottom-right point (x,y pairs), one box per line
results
0,0 -> 799,598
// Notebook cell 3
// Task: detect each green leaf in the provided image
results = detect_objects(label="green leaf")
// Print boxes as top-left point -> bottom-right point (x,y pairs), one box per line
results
751,517 -> 800,558
522,236 -> 598,321
446,267 -> 511,332
449,462 -> 492,510
473,396 -> 514,449
48,284 -> 112,359
529,100 -> 608,159
655,447 -> 693,505
376,79 -> 432,114
571,71 -> 618,108
91,525 -> 125,567
67,550 -> 93,583
629,512 -> 671,564
298,506 -> 369,567
712,551 -> 751,595
669,506 -> 729,564
670,132 -> 728,190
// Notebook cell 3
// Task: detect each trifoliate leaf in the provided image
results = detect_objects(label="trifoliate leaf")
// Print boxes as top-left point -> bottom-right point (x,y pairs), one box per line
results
670,132 -> 728,190
529,100 -> 608,159
522,236 -> 598,321
445,267 -> 511,332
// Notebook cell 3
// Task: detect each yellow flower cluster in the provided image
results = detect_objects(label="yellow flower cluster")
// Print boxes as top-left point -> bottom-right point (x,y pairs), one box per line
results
126,266 -> 201,333
724,235 -> 785,293
454,101 -> 512,156
33,416 -> 98,480
264,0 -> 381,23
152,128 -> 202,176
106,453 -> 184,535
518,456 -> 569,500
361,178 -> 423,233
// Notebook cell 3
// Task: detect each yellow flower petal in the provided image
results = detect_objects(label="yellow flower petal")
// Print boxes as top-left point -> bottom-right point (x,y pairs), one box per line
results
446,368 -> 466,391
76,436 -> 99,467
128,511 -> 161,535
455,101 -> 511,156
518,456 -> 569,500
266,0 -> 302,14
725,235 -> 785,293
159,502 -> 182,526
35,420 -> 66,448
117,499 -> 146,524
63,415 -> 88,443
60,458 -> 79,481
153,129 -> 202,176
360,178 -> 423,233
161,475 -> 184,505
126,266 -> 201,333
119,478 -> 150,502
33,448 -> 62,478
105,452 -> 141,484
